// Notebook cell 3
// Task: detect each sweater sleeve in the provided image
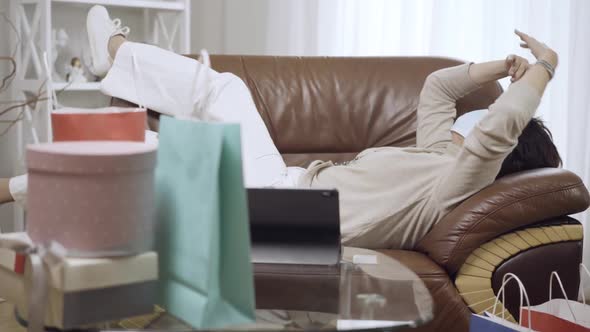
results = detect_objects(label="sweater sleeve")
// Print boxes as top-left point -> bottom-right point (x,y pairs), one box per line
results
431,80 -> 542,211
416,64 -> 481,152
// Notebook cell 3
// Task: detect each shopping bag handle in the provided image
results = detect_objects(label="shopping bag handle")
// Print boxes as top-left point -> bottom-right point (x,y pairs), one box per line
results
580,264 -> 590,305
492,273 -> 533,330
198,48 -> 212,114
131,52 -> 147,111
188,49 -> 215,120
548,271 -> 578,322
198,48 -> 211,68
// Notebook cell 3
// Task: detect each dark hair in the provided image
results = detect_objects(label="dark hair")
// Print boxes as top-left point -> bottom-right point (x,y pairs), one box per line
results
497,118 -> 562,178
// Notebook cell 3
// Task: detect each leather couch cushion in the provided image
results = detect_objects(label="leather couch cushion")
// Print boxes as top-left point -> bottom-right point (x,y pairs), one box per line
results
378,250 -> 470,332
416,168 -> 590,275
205,55 -> 502,166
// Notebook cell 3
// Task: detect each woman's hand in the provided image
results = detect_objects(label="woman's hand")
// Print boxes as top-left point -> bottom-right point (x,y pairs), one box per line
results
467,30 -> 556,86
505,54 -> 530,82
515,29 -> 558,68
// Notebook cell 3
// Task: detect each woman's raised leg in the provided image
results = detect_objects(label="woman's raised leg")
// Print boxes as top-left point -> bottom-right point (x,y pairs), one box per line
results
91,5 -> 288,187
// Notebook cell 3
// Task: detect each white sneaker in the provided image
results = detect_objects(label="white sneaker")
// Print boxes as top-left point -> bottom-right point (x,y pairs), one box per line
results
86,5 -> 129,77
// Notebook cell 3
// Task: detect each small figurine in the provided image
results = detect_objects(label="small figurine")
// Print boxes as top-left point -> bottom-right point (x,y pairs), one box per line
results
66,57 -> 88,83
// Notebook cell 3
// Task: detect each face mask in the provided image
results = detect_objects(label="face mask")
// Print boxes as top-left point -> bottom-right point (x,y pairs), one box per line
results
451,109 -> 488,138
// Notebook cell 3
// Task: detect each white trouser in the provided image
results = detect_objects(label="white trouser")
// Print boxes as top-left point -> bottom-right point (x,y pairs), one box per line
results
9,42 -> 302,208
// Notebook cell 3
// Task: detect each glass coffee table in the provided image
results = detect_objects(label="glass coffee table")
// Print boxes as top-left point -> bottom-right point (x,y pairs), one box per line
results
8,247 -> 432,332
104,247 -> 432,331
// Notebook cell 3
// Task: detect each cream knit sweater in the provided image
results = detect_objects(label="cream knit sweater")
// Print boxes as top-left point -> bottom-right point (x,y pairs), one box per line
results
298,64 -> 542,249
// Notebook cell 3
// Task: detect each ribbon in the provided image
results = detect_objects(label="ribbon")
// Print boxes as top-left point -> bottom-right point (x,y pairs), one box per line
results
0,232 -> 67,332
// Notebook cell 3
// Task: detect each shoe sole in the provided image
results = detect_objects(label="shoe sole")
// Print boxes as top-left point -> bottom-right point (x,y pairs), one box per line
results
87,7 -> 109,77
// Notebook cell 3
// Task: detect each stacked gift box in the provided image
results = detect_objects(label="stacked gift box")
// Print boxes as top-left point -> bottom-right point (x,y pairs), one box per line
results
0,107 -> 160,330
0,248 -> 158,329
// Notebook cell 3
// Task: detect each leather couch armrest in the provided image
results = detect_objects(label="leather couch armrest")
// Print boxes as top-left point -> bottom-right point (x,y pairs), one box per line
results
416,168 -> 589,276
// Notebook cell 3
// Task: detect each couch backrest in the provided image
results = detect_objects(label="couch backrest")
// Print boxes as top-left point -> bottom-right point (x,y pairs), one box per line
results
202,55 -> 503,167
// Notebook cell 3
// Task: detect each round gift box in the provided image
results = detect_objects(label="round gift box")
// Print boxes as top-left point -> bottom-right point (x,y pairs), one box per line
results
52,107 -> 146,142
26,141 -> 157,257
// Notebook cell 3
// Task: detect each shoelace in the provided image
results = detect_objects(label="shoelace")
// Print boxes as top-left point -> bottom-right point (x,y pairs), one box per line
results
112,18 -> 130,36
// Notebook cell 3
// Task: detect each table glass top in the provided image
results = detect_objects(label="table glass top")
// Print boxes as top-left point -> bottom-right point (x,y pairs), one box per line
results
101,247 -> 433,332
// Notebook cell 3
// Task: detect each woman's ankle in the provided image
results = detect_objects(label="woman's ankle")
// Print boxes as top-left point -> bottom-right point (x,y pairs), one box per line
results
108,34 -> 127,59
0,178 -> 14,204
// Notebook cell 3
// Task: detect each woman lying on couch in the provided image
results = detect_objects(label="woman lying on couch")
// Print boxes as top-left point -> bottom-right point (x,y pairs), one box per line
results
0,6 -> 561,250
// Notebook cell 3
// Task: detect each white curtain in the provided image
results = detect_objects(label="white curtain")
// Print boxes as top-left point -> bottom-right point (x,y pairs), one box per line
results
202,0 -> 589,293
567,1 -> 590,299
263,0 -> 573,149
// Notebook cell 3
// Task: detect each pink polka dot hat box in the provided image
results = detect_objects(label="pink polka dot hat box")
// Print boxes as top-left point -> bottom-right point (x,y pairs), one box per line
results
26,141 -> 157,257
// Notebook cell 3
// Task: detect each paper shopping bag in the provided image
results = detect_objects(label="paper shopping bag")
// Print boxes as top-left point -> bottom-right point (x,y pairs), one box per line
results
521,300 -> 590,331
154,115 -> 255,329
470,273 -> 538,331
51,107 -> 146,142
470,312 -> 533,332
520,270 -> 590,331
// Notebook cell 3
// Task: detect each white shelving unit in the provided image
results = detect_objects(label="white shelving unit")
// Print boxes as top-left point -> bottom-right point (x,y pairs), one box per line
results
53,82 -> 101,91
53,0 -> 186,11
9,0 -> 190,231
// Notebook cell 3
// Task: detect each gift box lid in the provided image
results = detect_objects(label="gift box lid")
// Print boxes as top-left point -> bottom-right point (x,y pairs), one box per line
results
27,141 -> 157,174
44,251 -> 158,292
52,107 -> 145,114
51,107 -> 147,142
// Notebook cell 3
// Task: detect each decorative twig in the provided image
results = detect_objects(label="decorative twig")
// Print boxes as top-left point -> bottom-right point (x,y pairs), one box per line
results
0,109 -> 25,137
0,56 -> 16,93
0,11 -> 22,59
0,93 -> 47,116
0,13 -> 54,139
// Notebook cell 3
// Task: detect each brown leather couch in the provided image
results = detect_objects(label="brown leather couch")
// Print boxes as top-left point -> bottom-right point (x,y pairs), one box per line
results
113,55 -> 590,331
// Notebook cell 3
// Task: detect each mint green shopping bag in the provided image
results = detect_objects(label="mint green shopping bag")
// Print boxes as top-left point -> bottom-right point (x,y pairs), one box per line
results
154,115 -> 255,329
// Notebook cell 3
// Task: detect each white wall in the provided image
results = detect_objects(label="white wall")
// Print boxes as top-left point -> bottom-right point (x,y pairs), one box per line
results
190,0 -> 322,56
191,0 -> 270,55
190,0 -> 225,54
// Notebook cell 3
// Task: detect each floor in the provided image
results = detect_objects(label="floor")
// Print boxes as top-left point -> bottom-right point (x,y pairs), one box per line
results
0,300 -> 186,332
0,301 -> 25,332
